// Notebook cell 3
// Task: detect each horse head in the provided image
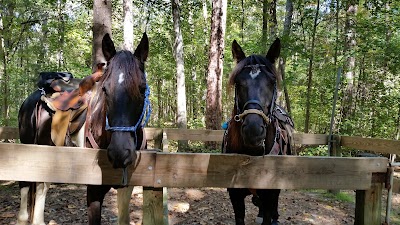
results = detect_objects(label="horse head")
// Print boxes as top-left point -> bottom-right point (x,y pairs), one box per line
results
99,33 -> 150,169
229,38 -> 281,150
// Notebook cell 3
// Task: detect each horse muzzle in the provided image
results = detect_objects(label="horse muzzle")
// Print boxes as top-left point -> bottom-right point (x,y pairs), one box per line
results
107,132 -> 137,169
241,113 -> 267,147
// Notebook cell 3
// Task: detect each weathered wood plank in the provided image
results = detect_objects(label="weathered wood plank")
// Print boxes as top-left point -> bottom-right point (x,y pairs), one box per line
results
144,128 -> 163,141
0,143 -> 388,189
162,129 -> 329,145
0,127 -> 19,139
294,133 -> 328,145
153,153 -> 387,189
341,136 -> 400,155
0,143 -> 156,186
163,128 -> 224,142
355,183 -> 383,225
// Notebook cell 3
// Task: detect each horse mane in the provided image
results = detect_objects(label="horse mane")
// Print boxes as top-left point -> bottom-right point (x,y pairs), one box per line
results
87,50 -> 145,148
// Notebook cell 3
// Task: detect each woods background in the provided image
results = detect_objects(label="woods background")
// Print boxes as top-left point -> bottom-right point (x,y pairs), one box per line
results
0,0 -> 399,147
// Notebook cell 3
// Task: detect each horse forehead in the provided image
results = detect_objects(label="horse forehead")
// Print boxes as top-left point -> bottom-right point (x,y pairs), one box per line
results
248,66 -> 261,79
238,69 -> 269,86
118,72 -> 125,84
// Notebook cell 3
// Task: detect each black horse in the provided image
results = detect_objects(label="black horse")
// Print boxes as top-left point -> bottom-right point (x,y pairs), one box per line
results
222,39 -> 294,225
17,33 -> 150,225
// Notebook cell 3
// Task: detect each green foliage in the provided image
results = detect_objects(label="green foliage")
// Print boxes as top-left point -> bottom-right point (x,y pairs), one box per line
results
1,0 -> 399,140
299,145 -> 329,156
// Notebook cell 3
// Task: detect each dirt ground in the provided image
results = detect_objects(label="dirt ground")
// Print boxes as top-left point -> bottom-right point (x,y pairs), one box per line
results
1,181 -> 399,225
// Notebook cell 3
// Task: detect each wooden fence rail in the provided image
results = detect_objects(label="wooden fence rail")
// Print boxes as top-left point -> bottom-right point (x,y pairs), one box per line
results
0,143 -> 387,189
1,127 -> 399,225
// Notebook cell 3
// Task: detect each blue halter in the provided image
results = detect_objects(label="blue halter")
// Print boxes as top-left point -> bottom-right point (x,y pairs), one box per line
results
105,83 -> 152,132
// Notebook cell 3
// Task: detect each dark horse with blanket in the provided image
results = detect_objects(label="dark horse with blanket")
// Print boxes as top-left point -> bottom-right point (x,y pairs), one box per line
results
17,33 -> 150,225
222,39 -> 294,225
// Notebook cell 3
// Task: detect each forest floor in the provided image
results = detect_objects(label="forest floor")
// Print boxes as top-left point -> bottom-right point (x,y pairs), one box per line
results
1,181 -> 400,225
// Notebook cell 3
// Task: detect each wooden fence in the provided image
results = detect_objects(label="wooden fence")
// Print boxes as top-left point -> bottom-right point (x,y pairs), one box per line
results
1,127 -> 400,225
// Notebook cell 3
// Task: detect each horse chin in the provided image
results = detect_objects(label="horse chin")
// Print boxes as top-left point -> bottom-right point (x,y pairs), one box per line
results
242,132 -> 266,148
243,139 -> 264,148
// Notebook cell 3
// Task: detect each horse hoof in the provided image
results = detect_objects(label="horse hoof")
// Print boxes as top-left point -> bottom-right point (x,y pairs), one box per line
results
255,216 -> 263,224
271,219 -> 279,225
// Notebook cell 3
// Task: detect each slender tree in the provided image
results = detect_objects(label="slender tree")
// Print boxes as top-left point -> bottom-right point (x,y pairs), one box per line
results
277,0 -> 293,113
340,0 -> 358,124
261,0 -> 268,50
304,0 -> 320,133
0,2 -> 14,126
205,0 -> 227,147
57,0 -> 66,69
123,0 -> 134,51
172,0 -> 188,149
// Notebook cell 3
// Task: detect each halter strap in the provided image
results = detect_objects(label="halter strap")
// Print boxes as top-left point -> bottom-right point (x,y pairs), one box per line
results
105,83 -> 152,132
234,83 -> 277,125
234,109 -> 271,124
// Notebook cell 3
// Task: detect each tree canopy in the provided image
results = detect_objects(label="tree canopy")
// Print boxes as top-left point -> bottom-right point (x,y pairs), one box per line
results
1,0 -> 399,139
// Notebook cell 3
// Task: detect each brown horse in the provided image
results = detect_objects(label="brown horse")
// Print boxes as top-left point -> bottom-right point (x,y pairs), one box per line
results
222,39 -> 294,225
17,33 -> 150,225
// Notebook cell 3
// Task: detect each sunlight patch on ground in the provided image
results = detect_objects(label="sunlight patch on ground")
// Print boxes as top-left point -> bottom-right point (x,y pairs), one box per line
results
168,201 -> 190,213
185,188 -> 205,200
132,186 -> 143,194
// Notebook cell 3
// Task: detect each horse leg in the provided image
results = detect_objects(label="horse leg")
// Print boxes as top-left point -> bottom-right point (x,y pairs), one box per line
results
259,189 -> 280,225
270,189 -> 280,225
117,186 -> 134,225
87,185 -> 112,225
228,188 -> 247,225
31,182 -> 50,225
252,196 -> 264,224
16,182 -> 30,225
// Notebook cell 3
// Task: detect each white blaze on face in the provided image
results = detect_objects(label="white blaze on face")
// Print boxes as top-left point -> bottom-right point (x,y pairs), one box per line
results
118,72 -> 125,84
249,68 -> 261,79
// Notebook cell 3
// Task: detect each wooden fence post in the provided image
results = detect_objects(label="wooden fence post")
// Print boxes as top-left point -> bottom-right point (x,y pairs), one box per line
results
142,129 -> 167,225
329,135 -> 342,194
354,183 -> 383,225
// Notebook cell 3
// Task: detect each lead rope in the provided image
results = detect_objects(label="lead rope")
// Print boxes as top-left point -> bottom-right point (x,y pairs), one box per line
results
122,168 -> 128,186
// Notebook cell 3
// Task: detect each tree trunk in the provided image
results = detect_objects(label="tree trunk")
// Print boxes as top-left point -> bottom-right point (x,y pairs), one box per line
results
205,0 -> 227,148
0,17 -> 9,126
172,0 -> 187,150
268,0 -> 278,40
340,0 -> 358,124
304,0 -> 320,133
0,4 -> 13,126
92,0 -> 112,72
37,17 -> 49,74
157,78 -> 162,127
123,0 -> 134,51
261,0 -> 268,51
58,0 -> 66,69
277,0 -> 293,113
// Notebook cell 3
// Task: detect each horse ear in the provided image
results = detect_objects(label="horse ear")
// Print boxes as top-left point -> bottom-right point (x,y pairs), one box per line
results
102,33 -> 116,62
232,40 -> 246,64
266,38 -> 281,64
134,32 -> 149,63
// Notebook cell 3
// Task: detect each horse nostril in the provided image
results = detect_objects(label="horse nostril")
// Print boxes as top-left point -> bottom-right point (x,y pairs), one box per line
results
123,151 -> 133,167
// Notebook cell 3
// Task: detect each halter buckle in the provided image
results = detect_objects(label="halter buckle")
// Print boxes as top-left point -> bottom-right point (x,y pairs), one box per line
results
234,114 -> 242,122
